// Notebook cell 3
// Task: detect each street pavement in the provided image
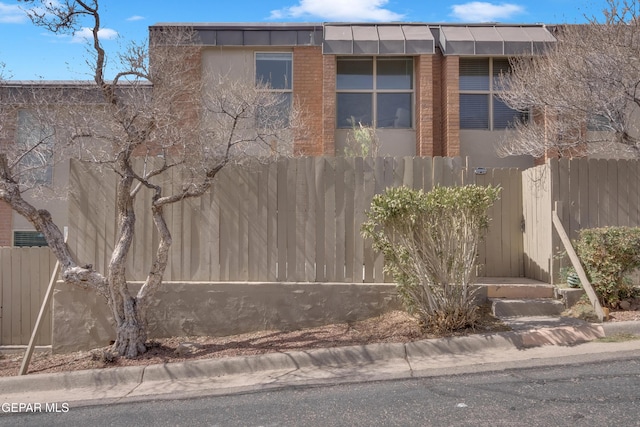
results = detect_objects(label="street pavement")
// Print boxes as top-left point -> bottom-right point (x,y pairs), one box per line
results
1,318 -> 639,411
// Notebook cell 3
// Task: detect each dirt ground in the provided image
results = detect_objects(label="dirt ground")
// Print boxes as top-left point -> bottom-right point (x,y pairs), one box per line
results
0,306 -> 508,377
1,304 -> 637,378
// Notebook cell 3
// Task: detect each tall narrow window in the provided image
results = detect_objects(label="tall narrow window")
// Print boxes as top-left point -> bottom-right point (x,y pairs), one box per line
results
336,57 -> 413,129
255,53 -> 293,125
459,58 -> 528,130
16,109 -> 54,185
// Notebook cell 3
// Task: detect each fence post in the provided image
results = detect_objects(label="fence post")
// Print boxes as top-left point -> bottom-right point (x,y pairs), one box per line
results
551,208 -> 604,322
19,228 -> 67,375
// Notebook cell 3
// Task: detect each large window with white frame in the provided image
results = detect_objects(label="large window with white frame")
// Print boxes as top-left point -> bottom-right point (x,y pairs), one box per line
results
336,57 -> 413,129
255,52 -> 292,124
459,57 -> 528,130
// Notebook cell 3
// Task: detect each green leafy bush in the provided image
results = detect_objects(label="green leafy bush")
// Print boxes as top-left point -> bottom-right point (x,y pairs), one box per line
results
574,227 -> 640,307
362,185 -> 500,333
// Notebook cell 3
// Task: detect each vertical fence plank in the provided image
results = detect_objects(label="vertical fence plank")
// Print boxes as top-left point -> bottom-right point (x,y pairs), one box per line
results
1,248 -> 12,344
617,159 -> 629,227
630,161 -> 640,226
266,162 -> 278,281
314,158 -> 326,282
344,158 -> 356,282
334,158 -> 346,282
363,157 -> 376,282
303,158 -> 317,281
588,159 -> 600,229
276,160 -> 288,281
353,157 -> 365,283
324,158 -> 336,282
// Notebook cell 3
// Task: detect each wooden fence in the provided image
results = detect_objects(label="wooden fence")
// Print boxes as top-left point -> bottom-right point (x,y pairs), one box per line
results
67,156 -> 524,283
0,247 -> 56,346
522,158 -> 640,282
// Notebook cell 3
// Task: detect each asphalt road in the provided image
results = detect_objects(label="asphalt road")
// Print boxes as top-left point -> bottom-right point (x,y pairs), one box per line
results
2,354 -> 639,427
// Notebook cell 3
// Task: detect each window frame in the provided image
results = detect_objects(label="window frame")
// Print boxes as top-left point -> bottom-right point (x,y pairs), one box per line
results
254,52 -> 294,128
16,109 -> 54,186
335,56 -> 414,130
459,57 -> 528,131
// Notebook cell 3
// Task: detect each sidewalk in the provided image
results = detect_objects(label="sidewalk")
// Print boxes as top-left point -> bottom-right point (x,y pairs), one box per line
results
1,318 -> 639,409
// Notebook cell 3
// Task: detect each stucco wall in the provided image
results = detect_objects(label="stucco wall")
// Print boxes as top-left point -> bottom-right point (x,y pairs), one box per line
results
460,130 -> 534,169
52,281 -> 403,353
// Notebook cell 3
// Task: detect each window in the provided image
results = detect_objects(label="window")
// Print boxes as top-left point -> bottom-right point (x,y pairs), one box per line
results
336,57 -> 413,129
16,109 -> 54,185
14,231 -> 48,247
459,58 -> 528,130
255,53 -> 292,125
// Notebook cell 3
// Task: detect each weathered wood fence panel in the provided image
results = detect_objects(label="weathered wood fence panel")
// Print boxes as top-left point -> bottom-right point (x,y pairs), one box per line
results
522,158 -> 640,283
70,156 -> 528,282
0,247 -> 55,346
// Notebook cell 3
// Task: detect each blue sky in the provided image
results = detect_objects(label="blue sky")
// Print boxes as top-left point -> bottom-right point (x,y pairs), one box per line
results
0,0 -> 613,80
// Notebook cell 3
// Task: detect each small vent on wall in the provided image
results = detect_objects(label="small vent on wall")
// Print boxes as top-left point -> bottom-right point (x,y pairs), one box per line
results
13,231 -> 48,247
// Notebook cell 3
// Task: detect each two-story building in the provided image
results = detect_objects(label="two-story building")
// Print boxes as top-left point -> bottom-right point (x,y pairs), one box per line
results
0,22 -> 557,246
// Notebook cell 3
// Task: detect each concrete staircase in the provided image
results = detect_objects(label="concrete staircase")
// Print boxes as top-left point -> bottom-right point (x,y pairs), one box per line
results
476,278 -> 580,318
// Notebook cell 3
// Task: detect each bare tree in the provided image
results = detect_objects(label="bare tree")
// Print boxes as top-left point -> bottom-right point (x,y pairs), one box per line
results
1,1 -> 298,357
497,0 -> 640,158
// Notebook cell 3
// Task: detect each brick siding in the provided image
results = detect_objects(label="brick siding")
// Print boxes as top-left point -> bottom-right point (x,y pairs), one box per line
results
293,46 -> 325,156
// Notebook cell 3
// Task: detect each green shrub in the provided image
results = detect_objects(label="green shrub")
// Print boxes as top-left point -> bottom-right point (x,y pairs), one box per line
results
574,227 -> 640,307
362,185 -> 500,333
343,119 -> 379,158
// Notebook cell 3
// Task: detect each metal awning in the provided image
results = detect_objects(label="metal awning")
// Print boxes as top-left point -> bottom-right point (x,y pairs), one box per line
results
323,24 -> 435,55
439,25 -> 556,55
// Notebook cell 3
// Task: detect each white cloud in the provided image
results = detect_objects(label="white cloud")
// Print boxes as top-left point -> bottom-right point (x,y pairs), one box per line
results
0,2 -> 28,23
126,15 -> 145,22
270,0 -> 404,22
451,2 -> 524,22
71,27 -> 118,43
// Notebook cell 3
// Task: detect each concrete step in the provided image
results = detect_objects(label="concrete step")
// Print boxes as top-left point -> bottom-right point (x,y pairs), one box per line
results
475,278 -> 555,300
491,298 -> 566,318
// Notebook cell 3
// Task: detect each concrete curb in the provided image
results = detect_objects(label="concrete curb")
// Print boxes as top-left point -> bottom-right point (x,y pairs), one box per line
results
0,320 -> 616,401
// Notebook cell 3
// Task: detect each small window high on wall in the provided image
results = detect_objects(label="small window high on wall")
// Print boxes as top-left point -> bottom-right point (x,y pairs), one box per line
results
336,57 -> 413,129
459,58 -> 528,130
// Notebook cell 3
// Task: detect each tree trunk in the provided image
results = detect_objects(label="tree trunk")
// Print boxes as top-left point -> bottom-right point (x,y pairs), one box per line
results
112,295 -> 147,358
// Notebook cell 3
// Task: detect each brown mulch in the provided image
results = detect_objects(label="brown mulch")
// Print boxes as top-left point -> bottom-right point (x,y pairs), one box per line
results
0,305 -> 509,378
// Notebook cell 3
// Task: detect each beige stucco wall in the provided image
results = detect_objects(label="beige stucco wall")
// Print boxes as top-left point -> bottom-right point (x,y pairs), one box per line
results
335,129 -> 417,157
52,281 -> 403,353
12,157 -> 70,234
460,130 -> 534,169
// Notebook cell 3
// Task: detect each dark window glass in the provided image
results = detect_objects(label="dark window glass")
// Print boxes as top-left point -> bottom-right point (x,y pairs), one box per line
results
460,94 -> 489,129
459,58 -> 490,91
493,97 -> 528,129
256,53 -> 292,90
337,58 -> 373,90
336,93 -> 372,128
376,58 -> 413,90
377,93 -> 412,128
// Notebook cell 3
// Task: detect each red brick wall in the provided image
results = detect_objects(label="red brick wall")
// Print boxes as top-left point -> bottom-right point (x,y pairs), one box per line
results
0,108 -> 16,246
293,46 -> 324,156
415,54 -> 443,157
322,54 -> 337,156
441,55 -> 460,157
0,201 -> 11,246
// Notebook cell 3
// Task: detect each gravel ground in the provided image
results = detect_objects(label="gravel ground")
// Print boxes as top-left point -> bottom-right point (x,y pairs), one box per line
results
0,306 -> 509,377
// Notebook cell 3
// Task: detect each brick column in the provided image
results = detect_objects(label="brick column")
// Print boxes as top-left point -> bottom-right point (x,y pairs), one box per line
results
415,54 -> 441,157
441,55 -> 460,157
0,201 -> 11,246
293,46 -> 324,156
322,54 -> 337,156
